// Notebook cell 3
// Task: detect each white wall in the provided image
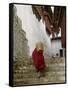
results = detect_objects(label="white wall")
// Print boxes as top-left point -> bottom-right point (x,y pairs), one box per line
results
15,4 -> 52,56
51,39 -> 62,56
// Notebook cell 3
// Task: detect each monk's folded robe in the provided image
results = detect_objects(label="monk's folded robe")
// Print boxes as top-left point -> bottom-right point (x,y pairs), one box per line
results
32,48 -> 45,72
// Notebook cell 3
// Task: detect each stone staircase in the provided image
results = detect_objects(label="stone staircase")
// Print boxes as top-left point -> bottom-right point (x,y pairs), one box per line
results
13,57 -> 65,86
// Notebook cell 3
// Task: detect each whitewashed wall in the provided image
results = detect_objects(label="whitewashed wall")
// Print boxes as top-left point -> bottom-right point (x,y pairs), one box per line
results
15,4 -> 52,56
51,39 -> 62,56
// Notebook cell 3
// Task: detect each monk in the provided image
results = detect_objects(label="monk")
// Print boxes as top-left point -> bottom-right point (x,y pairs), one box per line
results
32,41 -> 46,77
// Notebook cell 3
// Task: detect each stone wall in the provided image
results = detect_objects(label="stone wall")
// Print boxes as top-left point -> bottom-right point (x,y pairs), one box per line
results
51,39 -> 61,56
13,6 -> 29,61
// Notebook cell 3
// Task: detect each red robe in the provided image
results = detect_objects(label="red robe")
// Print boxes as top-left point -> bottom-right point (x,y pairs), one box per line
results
32,48 -> 45,72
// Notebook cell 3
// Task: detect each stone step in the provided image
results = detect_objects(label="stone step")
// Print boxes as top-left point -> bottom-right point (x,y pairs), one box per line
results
13,75 -> 65,85
14,63 -> 65,70
13,80 -> 65,86
14,68 -> 65,73
48,63 -> 65,66
14,65 -> 65,71
13,59 -> 65,67
47,67 -> 65,71
14,70 -> 65,76
13,66 -> 65,74
13,71 -> 65,79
